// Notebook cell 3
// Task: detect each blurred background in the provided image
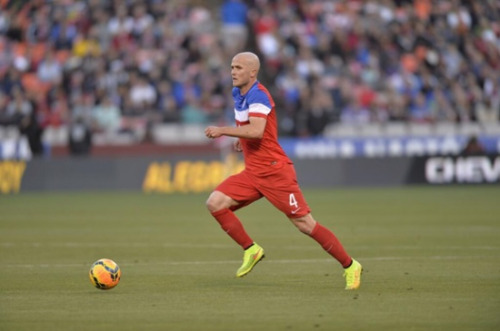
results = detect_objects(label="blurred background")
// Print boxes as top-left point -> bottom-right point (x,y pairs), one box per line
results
0,0 -> 499,191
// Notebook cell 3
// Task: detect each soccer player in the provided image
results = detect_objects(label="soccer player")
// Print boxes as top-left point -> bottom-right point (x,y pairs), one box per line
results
204,52 -> 362,290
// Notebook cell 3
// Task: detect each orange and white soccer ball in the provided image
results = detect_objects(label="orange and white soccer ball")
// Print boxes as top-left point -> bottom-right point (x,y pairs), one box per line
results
89,258 -> 121,290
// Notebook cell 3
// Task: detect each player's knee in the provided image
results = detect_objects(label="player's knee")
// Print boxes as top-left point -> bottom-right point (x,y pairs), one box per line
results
290,217 -> 314,235
206,191 -> 230,213
206,196 -> 219,213
290,215 -> 316,234
296,223 -> 310,234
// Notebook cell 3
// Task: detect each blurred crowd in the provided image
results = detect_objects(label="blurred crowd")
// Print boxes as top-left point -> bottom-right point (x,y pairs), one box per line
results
0,0 -> 499,155
251,0 -> 500,135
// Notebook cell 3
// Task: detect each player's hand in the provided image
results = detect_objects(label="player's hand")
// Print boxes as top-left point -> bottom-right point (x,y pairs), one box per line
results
234,140 -> 242,152
205,126 -> 222,139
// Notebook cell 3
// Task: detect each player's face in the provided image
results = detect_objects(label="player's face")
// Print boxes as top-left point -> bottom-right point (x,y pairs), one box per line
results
231,56 -> 254,91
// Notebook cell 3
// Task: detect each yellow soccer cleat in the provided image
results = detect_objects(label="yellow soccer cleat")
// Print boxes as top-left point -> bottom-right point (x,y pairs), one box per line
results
343,259 -> 362,290
236,243 -> 265,277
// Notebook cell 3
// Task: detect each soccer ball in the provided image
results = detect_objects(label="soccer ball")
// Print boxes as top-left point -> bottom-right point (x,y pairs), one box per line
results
89,258 -> 121,290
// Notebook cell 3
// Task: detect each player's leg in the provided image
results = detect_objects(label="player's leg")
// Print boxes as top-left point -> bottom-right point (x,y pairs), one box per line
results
206,190 -> 253,250
206,171 -> 265,277
261,163 -> 362,289
289,213 -> 362,289
290,213 -> 351,267
291,213 -> 363,289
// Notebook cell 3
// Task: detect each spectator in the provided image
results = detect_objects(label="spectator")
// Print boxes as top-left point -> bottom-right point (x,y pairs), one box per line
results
107,4 -> 133,37
91,95 -> 121,134
5,87 -> 43,155
181,91 -> 208,124
432,88 -> 456,122
128,73 -> 157,115
52,20 -> 77,51
72,29 -> 101,58
45,87 -> 69,128
131,3 -> 154,38
6,87 -> 32,124
37,50 -> 62,84
476,98 -> 499,124
22,91 -> 44,156
0,67 -> 23,95
68,115 -> 92,156
409,91 -> 433,123
306,91 -> 333,136
220,0 -> 249,53
72,93 -> 95,124
460,135 -> 486,156
340,97 -> 371,125
0,91 -> 9,125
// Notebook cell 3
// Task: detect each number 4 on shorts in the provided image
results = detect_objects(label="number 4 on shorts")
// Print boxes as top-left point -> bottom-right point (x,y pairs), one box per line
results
289,193 -> 300,214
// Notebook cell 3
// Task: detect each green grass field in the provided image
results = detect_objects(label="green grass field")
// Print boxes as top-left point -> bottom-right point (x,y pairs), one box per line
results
1,186 -> 499,331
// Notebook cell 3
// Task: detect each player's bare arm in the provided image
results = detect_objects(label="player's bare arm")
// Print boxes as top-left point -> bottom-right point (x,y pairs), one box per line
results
205,117 -> 266,140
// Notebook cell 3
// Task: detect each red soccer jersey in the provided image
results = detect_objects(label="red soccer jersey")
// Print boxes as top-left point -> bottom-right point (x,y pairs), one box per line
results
232,81 -> 292,175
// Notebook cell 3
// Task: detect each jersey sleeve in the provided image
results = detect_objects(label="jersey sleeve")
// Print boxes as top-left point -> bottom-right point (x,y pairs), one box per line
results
247,88 -> 272,117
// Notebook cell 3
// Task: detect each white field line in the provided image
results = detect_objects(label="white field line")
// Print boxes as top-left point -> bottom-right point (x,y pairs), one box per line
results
0,242 -> 234,248
1,243 -> 498,268
2,255 -> 495,269
1,242 -> 499,250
